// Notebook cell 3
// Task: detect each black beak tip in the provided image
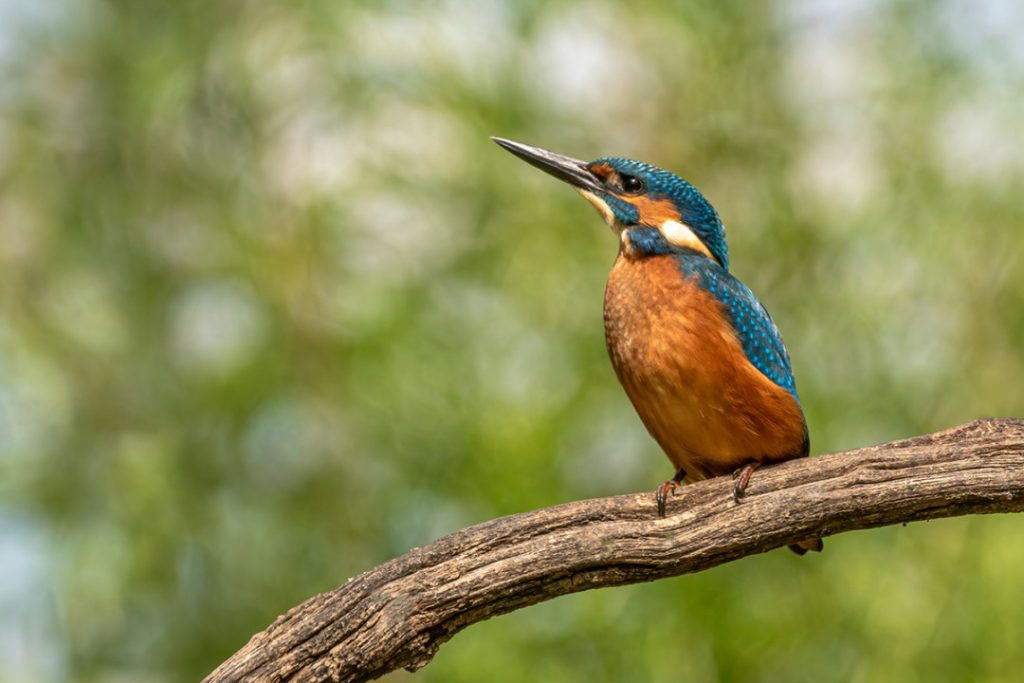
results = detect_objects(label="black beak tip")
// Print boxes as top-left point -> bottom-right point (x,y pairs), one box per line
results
489,136 -> 600,193
490,136 -> 530,157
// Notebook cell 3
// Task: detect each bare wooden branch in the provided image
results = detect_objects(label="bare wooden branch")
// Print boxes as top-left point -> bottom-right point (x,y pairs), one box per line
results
205,418 -> 1024,683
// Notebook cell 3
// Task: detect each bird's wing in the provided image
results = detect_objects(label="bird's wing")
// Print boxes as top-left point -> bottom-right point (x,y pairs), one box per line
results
698,266 -> 798,398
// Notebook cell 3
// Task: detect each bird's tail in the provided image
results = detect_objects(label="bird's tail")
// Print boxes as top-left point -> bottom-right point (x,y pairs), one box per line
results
788,537 -> 824,555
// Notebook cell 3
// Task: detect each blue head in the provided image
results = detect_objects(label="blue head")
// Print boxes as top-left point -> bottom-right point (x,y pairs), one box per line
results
492,138 -> 728,269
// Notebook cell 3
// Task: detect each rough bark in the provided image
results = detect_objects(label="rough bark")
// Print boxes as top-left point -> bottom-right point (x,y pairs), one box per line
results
205,418 -> 1024,683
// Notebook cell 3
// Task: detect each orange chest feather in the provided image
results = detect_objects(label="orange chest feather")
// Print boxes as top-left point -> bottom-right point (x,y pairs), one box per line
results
603,254 -> 734,391
603,254 -> 806,479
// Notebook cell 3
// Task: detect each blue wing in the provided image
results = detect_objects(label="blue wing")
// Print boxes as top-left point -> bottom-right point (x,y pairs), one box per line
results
682,258 -> 799,399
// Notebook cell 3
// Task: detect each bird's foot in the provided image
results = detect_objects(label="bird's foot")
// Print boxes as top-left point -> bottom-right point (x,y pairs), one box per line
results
732,463 -> 760,503
655,468 -> 687,517
655,480 -> 680,517
788,537 -> 824,555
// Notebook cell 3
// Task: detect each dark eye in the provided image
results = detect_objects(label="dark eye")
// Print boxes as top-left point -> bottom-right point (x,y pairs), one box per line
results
620,174 -> 644,194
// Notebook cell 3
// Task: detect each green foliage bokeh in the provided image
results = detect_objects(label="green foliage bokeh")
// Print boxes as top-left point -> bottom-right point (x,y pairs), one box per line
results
1,1 -> 1023,681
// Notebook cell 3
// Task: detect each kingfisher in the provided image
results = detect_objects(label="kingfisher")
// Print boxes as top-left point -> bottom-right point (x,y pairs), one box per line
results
493,137 -> 822,555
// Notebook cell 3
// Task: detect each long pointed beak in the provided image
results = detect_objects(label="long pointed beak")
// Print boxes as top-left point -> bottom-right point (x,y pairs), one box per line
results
491,137 -> 605,194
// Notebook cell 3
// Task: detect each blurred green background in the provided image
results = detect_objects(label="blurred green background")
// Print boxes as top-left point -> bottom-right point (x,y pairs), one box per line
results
1,0 -> 1023,681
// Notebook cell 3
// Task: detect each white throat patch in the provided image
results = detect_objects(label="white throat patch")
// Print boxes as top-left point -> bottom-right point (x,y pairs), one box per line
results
578,190 -> 620,231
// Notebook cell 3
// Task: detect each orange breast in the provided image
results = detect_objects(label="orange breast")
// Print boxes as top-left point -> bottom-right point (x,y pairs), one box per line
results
603,253 -> 807,481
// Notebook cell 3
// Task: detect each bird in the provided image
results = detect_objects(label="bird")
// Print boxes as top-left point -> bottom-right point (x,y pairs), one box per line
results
493,137 -> 822,555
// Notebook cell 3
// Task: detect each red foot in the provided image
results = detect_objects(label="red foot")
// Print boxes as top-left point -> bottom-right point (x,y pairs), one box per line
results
732,463 -> 760,502
655,480 -> 681,517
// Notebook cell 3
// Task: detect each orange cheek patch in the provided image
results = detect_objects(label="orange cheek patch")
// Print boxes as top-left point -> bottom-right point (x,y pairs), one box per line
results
627,196 -> 680,226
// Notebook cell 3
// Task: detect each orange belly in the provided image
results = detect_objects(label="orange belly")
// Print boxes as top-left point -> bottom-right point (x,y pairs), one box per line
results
603,253 -> 807,481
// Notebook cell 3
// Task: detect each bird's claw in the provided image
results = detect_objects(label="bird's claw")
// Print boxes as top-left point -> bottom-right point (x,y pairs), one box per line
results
731,463 -> 759,503
655,479 -> 681,517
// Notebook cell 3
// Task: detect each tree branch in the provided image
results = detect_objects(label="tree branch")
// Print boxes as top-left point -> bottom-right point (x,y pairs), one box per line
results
205,418 -> 1024,683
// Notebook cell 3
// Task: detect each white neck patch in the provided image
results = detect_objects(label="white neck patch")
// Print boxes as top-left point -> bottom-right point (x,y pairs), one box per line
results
660,219 -> 712,259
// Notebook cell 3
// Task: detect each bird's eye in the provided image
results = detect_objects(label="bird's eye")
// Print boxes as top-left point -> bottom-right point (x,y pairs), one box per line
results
620,174 -> 644,194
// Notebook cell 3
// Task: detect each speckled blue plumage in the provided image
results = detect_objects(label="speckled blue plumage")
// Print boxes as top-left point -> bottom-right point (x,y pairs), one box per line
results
692,258 -> 798,399
593,157 -> 729,270
625,226 -> 798,400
